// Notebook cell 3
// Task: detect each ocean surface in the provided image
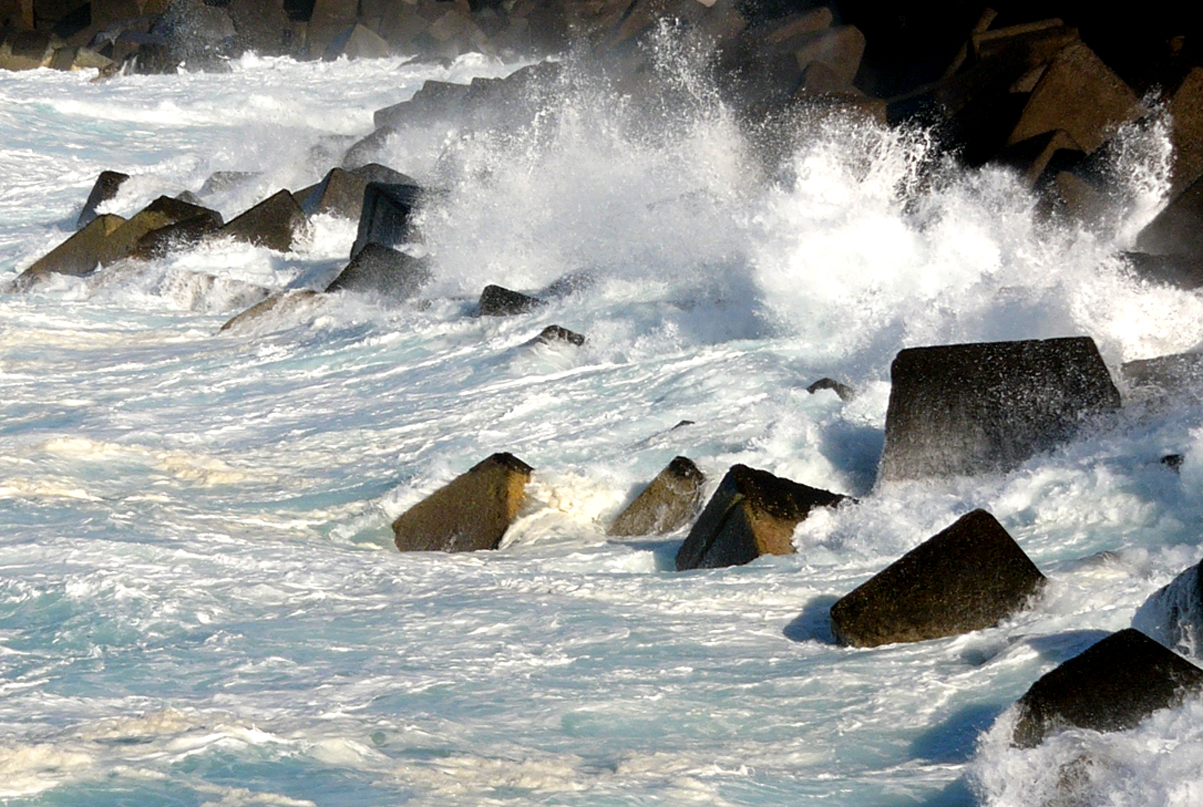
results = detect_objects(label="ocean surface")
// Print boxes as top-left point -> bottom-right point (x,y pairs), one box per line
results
2,46 -> 1203,807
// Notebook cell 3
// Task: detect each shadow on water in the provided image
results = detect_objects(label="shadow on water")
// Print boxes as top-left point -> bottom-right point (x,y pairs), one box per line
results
878,777 -> 979,807
1026,629 -> 1112,664
910,702 -> 1006,763
783,594 -> 840,644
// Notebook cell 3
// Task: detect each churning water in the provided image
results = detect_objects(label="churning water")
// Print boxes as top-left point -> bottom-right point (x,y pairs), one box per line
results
2,42 -> 1203,806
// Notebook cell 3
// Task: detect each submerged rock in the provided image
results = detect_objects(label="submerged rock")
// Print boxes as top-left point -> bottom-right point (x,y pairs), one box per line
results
529,325 -> 584,347
807,377 -> 856,401
76,170 -> 129,230
220,189 -> 306,252
218,289 -> 321,333
675,464 -> 846,571
392,453 -> 533,553
608,456 -> 705,537
478,284 -> 545,317
878,337 -> 1121,481
1012,628 -> 1203,748
324,243 -> 431,299
829,509 -> 1046,647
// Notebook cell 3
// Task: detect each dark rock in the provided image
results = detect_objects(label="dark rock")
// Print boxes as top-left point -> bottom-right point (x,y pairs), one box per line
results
0,28 -> 52,68
174,190 -> 203,206
350,181 -> 422,258
300,164 -> 415,220
675,464 -> 846,571
76,169 -> 129,230
102,195 -> 221,259
392,452 -> 533,553
608,456 -> 705,537
14,212 -> 124,288
226,0 -> 291,57
0,1 -> 33,29
995,130 -> 1085,188
1136,175 -> 1203,261
218,288 -> 321,333
829,509 -> 1046,648
374,78 -> 471,129
1007,42 -> 1142,155
220,189 -> 306,252
304,0 -> 357,56
1134,560 -> 1203,654
324,243 -> 431,299
340,125 -> 397,170
1123,251 -> 1203,290
1012,628 -> 1203,748
530,325 -> 584,347
1166,68 -> 1203,202
198,170 -> 259,197
150,0 -> 237,70
878,337 -> 1121,481
131,212 -> 222,259
478,284 -> 544,317
540,271 -> 594,299
1120,351 -> 1203,401
1161,454 -> 1185,471
323,22 -> 389,60
807,377 -> 855,401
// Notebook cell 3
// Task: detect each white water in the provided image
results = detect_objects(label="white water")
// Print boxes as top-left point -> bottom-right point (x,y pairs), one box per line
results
2,45 -> 1203,806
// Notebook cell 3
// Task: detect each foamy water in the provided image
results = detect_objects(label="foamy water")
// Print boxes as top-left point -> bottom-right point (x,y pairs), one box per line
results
2,45 -> 1203,806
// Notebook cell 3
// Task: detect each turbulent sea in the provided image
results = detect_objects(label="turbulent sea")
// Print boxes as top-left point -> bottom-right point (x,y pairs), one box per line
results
3,48 -> 1203,807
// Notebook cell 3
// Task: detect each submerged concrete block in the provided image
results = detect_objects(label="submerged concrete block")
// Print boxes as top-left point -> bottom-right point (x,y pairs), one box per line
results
392,453 -> 533,553
675,464 -> 845,570
608,456 -> 704,537
830,509 -> 1046,647
1012,628 -> 1203,748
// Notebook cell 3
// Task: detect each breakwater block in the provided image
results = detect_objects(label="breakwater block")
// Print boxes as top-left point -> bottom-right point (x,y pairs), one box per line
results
478,284 -> 545,317
392,453 -> 533,553
351,182 -> 422,259
325,243 -> 431,299
608,456 -> 705,537
1012,628 -> 1203,748
675,464 -> 845,570
878,337 -> 1120,480
221,189 -> 306,252
830,509 -> 1045,647
77,170 -> 129,230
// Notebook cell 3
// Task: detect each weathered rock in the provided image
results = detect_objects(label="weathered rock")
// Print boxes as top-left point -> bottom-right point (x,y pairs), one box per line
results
878,337 -> 1121,481
675,464 -> 846,571
323,22 -> 389,60
1007,42 -> 1142,155
226,0 -> 291,57
14,212 -> 124,288
1012,628 -> 1203,748
76,169 -> 129,229
374,78 -> 472,129
530,325 -> 584,347
220,189 -> 306,252
392,452 -> 533,553
995,130 -> 1085,188
218,288 -> 321,333
608,456 -> 705,537
324,243 -> 431,299
350,181 -> 421,258
807,377 -> 855,401
300,164 -> 415,220
478,284 -> 544,317
149,0 -> 236,70
829,509 -> 1046,648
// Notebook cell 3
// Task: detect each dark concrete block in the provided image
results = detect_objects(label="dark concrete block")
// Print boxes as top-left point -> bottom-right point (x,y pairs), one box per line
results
608,456 -> 704,537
